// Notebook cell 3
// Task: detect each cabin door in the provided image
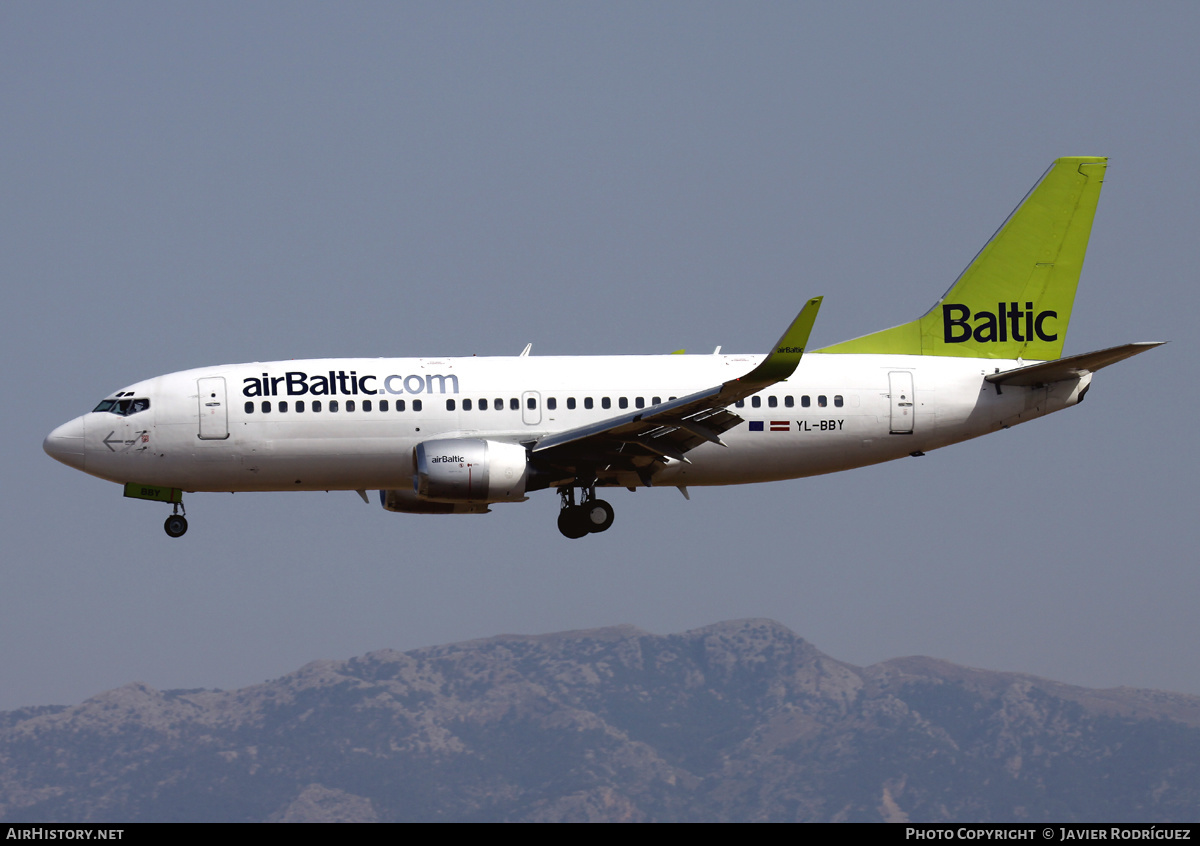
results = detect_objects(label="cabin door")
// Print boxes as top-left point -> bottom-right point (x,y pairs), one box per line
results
197,377 -> 230,440
888,371 -> 914,435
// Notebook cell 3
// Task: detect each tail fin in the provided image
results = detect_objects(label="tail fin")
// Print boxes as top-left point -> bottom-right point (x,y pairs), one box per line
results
818,157 -> 1107,360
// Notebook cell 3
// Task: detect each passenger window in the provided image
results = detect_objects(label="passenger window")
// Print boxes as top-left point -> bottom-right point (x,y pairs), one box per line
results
635,397 -> 644,409
653,396 -> 661,405
751,396 -> 761,408
567,397 -> 576,410
296,400 -> 305,413
446,399 -> 456,411
346,400 -> 355,412
618,397 -> 628,409
413,400 -> 422,412
330,400 -> 339,412
278,401 -> 288,412
768,396 -> 778,408
785,396 -> 794,408
602,397 -> 611,409
547,397 -> 556,410
735,399 -> 745,408
395,399 -> 405,412
584,397 -> 593,410
363,399 -> 372,412
801,396 -> 810,408
262,401 -> 271,413
379,399 -> 387,411
527,397 -> 536,409
510,398 -> 519,411
463,399 -> 472,411
834,395 -> 844,408
818,395 -> 827,407
244,401 -> 254,414
313,400 -> 322,412
479,398 -> 488,410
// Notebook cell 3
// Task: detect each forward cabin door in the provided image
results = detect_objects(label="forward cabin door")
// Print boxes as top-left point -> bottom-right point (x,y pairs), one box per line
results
888,371 -> 914,435
197,377 -> 230,440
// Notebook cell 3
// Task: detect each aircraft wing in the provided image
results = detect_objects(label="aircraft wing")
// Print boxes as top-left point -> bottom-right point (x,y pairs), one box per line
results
984,341 -> 1164,387
530,297 -> 822,486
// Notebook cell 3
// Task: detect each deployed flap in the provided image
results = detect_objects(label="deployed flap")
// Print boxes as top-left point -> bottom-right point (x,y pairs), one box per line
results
531,298 -> 822,484
985,342 -> 1164,387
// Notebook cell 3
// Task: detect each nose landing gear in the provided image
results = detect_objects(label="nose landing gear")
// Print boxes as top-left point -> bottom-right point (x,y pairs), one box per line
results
164,501 -> 188,538
557,486 -> 614,539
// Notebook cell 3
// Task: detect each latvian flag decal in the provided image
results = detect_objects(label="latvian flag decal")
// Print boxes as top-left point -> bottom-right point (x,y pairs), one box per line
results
748,421 -> 790,432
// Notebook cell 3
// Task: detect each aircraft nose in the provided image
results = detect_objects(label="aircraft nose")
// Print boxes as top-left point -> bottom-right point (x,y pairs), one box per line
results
44,416 -> 87,471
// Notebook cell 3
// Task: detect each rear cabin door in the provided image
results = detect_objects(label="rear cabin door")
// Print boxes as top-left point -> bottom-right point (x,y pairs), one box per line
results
888,371 -> 914,435
197,377 -> 230,440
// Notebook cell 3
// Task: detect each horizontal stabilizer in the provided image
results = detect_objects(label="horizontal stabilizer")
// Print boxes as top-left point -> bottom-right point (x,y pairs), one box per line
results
985,342 -> 1165,387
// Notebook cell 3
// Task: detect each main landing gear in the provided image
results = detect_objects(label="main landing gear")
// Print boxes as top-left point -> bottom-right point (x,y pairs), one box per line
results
557,486 -> 615,539
164,501 -> 188,538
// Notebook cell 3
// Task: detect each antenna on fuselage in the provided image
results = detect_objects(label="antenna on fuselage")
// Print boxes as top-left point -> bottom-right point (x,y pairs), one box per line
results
519,343 -> 532,356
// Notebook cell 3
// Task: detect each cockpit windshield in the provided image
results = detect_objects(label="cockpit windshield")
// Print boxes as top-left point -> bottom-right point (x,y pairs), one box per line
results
92,397 -> 150,416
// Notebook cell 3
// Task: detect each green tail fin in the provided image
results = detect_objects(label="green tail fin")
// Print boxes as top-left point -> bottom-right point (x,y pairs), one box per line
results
817,157 -> 1106,360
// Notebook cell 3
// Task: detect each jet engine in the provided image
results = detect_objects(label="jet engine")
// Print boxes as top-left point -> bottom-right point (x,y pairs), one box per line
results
413,438 -> 530,504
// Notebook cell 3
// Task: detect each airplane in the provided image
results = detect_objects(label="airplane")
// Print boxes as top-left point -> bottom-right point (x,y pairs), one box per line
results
44,156 -> 1161,539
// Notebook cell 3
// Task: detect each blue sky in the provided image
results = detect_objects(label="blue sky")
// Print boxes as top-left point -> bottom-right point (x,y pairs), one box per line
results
3,2 -> 1198,710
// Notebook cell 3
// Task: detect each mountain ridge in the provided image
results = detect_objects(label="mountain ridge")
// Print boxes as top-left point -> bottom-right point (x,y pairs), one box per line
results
2,618 -> 1197,822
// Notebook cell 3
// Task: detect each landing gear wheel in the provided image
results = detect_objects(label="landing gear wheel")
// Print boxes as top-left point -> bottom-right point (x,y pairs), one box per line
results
582,499 -> 614,533
557,507 -> 589,539
164,514 -> 188,538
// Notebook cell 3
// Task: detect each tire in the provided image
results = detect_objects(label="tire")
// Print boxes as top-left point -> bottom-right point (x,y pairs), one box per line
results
164,515 -> 188,538
557,507 -> 589,539
583,499 -> 615,533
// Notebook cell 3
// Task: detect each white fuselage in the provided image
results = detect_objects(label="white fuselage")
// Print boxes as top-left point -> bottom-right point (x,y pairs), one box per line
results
45,352 -> 1088,497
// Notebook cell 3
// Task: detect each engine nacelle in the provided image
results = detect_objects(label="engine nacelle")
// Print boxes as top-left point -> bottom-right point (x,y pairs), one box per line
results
379,487 -> 490,514
413,438 -> 530,504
